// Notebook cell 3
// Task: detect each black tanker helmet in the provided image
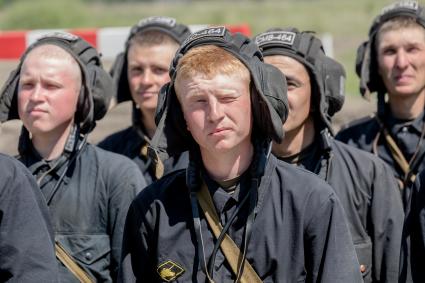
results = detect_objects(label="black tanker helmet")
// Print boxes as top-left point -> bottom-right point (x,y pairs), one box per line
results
110,16 -> 192,103
0,31 -> 113,134
148,26 -> 289,163
356,0 -> 425,98
255,27 -> 346,132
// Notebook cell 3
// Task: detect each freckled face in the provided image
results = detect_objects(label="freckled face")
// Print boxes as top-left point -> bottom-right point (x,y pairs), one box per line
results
175,73 -> 252,155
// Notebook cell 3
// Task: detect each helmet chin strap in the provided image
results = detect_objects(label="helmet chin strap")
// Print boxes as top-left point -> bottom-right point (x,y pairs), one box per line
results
377,91 -> 387,118
18,124 -> 88,205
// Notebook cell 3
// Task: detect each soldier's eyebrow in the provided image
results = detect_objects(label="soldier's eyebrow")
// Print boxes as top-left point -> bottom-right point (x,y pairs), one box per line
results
284,74 -> 303,85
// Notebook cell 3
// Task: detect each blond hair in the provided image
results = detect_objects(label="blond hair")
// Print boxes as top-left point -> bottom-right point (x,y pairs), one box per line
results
22,44 -> 82,90
376,16 -> 425,47
128,30 -> 179,48
175,45 -> 250,84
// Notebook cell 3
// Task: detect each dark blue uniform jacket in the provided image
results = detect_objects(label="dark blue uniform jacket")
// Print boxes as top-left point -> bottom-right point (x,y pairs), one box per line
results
280,138 -> 404,283
19,138 -> 146,282
401,169 -> 425,283
119,154 -> 362,282
337,110 -> 425,207
0,153 -> 58,282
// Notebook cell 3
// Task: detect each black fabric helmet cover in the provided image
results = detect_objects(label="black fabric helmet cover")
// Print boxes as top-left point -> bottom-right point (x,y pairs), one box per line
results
255,28 -> 346,131
0,31 -> 113,134
111,16 -> 192,104
356,0 -> 425,97
149,26 -> 289,162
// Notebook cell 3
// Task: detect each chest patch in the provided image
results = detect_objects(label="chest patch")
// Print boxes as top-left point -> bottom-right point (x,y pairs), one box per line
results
157,260 -> 185,282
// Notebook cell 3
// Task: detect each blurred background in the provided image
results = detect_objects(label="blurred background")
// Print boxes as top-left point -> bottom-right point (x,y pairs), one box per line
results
0,0 -> 397,154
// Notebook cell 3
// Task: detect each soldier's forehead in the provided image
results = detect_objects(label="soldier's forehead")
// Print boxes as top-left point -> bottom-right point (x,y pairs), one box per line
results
26,44 -> 76,62
22,44 -> 82,79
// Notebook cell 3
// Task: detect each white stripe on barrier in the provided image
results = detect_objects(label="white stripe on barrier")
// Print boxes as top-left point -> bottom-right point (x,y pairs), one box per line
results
26,29 -> 66,47
97,24 -> 208,60
98,27 -> 131,59
321,32 -> 334,58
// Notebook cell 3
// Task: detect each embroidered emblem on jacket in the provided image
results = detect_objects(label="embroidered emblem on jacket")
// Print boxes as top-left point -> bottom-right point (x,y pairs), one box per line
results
157,260 -> 185,282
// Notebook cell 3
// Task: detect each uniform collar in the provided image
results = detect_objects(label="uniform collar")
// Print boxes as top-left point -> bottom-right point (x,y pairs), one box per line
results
26,146 -> 56,176
22,126 -> 80,181
201,167 -> 251,214
278,141 -> 318,165
386,108 -> 425,135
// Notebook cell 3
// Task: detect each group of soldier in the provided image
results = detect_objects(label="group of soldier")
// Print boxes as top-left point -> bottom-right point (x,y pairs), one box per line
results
0,0 -> 424,282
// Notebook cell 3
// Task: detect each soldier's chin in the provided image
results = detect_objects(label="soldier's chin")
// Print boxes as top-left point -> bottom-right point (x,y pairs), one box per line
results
390,85 -> 420,97
138,100 -> 158,113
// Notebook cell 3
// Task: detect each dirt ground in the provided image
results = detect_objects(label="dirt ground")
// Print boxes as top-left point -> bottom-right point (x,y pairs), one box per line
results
0,61 -> 376,156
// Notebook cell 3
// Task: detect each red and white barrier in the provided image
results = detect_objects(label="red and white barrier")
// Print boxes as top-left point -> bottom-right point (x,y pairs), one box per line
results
0,24 -> 251,60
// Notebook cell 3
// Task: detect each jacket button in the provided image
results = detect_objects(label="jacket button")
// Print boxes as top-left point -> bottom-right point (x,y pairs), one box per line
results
85,252 -> 93,261
360,265 -> 366,273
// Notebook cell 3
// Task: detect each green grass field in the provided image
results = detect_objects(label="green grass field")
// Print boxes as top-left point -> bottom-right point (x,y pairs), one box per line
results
0,0 -> 399,96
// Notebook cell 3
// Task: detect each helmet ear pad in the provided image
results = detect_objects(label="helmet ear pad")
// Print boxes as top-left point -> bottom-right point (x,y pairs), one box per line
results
73,61 -> 113,133
0,68 -> 20,122
250,83 -> 268,139
356,38 -> 387,96
320,56 -> 345,117
151,82 -> 196,158
249,62 -> 288,143
75,85 -> 87,125
355,41 -> 368,78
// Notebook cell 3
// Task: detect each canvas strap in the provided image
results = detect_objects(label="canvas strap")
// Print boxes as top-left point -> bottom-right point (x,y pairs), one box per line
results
197,182 -> 263,283
381,128 -> 415,182
141,143 -> 164,179
374,115 -> 421,185
55,241 -> 94,283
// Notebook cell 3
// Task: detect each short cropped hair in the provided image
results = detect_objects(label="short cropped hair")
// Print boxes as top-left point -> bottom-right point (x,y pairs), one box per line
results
128,30 -> 180,48
22,44 -> 82,91
376,16 -> 425,48
175,45 -> 250,85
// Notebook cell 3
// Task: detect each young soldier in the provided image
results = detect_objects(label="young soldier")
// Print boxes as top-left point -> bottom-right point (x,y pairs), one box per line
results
255,28 -> 404,283
0,153 -> 58,282
98,16 -> 191,184
0,33 -> 146,282
336,1 -> 425,206
119,27 -> 362,282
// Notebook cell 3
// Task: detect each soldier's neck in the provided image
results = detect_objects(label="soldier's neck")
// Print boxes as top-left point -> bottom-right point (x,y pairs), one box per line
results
272,117 -> 316,158
140,108 -> 157,139
388,90 -> 425,120
201,141 -> 254,182
31,123 -> 73,161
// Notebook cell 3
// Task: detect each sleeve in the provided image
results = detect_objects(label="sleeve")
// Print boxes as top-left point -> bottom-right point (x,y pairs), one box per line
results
0,157 -> 58,282
118,197 -> 156,283
403,171 -> 425,282
369,163 -> 404,282
107,158 -> 147,281
304,192 -> 363,283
